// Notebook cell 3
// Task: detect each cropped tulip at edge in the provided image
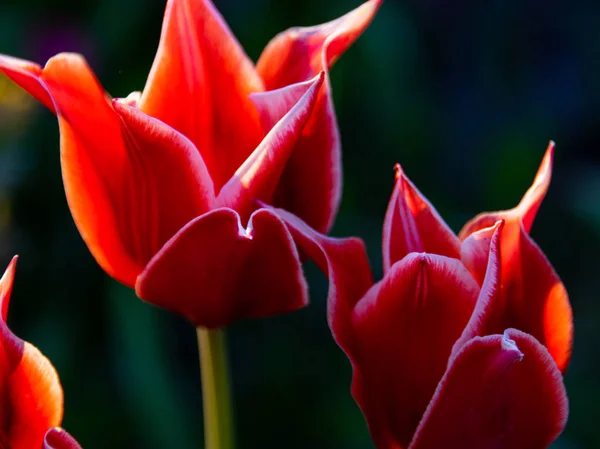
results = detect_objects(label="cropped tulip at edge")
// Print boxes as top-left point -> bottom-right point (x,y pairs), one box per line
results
266,144 -> 572,449
0,0 -> 381,328
0,257 -> 82,449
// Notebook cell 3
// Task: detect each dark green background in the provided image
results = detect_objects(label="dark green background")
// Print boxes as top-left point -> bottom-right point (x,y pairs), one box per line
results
0,0 -> 598,447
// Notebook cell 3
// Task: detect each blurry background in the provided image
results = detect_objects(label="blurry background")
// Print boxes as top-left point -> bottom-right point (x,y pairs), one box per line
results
0,0 -> 598,447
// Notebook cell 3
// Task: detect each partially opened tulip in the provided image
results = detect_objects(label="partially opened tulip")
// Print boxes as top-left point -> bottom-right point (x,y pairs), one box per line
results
266,144 -> 572,448
383,141 -> 573,373
0,257 -> 82,449
0,0 -> 381,328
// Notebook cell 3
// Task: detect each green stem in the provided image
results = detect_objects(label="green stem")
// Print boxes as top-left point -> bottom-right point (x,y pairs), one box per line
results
197,327 -> 234,449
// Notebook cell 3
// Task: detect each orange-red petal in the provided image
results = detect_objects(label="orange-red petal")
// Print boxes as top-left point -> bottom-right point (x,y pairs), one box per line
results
458,220 -> 572,373
256,0 -> 382,233
0,55 -> 56,113
43,429 -> 83,449
39,54 -> 143,285
136,208 -> 309,328
216,73 -> 324,222
457,146 -> 572,372
506,227 -> 572,372
458,141 -> 554,239
1,53 -> 142,285
138,0 -> 265,191
350,253 -> 479,448
36,53 -> 215,287
410,330 -> 568,449
0,258 -> 63,449
383,165 -> 461,273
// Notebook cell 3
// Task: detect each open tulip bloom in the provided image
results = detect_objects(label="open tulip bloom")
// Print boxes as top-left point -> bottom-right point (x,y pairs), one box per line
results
0,0 -> 381,329
268,143 -> 572,448
0,257 -> 82,449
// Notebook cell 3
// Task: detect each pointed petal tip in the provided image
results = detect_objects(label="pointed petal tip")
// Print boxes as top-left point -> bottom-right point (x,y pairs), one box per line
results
0,255 -> 18,323
43,52 -> 86,68
383,164 -> 460,268
393,163 -> 403,180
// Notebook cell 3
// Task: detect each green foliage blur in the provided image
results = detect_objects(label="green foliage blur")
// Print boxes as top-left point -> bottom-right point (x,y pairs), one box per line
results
0,0 -> 598,447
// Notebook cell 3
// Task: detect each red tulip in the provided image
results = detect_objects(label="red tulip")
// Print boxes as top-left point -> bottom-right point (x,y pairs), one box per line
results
383,142 -> 572,373
0,257 -> 82,449
266,144 -> 571,448
0,0 -> 381,328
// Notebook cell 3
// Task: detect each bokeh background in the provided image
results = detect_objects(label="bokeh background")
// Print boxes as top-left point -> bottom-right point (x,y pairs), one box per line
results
0,0 -> 598,447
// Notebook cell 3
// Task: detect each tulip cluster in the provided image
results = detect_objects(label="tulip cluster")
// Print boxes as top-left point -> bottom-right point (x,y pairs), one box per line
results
271,142 -> 571,448
0,0 -> 573,447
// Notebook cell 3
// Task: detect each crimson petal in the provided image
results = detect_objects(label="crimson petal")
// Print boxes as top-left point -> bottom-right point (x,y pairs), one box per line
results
383,165 -> 461,273
410,330 -> 568,449
250,76 -> 324,132
113,100 -> 214,261
351,253 -> 479,448
43,429 -> 83,449
459,219 -> 572,373
136,208 -> 309,328
265,206 -> 373,348
452,222 -> 504,359
460,220 -> 504,285
138,0 -> 265,191
216,73 -> 324,222
256,0 -> 382,233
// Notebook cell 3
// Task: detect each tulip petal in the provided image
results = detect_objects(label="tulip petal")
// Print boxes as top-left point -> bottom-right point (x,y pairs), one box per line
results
458,141 -> 554,239
40,53 -> 216,287
0,259 -> 63,449
458,220 -> 572,373
0,54 -> 55,113
257,0 -> 382,86
138,0 -> 265,191
452,222 -> 504,359
410,330 -> 568,449
113,100 -> 215,259
383,165 -> 461,273
0,256 -> 17,322
136,208 -> 308,328
265,206 -> 373,348
460,220 -> 504,285
350,253 -> 479,448
2,53 -> 141,284
506,226 -> 572,372
249,76 -> 323,132
256,0 -> 382,233
456,144 -> 572,372
216,73 -> 324,222
33,53 -> 142,285
44,429 -> 83,449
